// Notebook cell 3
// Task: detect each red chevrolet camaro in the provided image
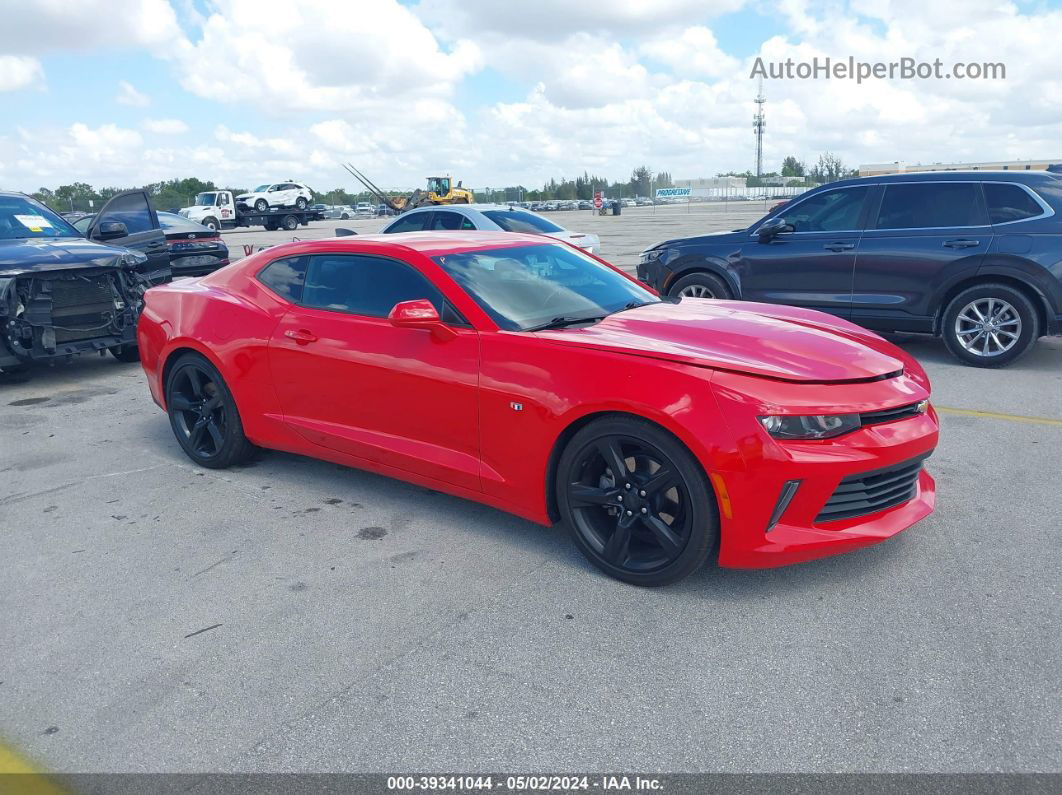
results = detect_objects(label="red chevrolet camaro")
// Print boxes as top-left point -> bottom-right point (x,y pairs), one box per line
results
138,231 -> 938,586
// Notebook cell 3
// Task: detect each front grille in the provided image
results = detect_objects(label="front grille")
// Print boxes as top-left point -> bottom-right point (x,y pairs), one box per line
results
860,402 -> 924,426
816,454 -> 929,523
48,276 -> 116,343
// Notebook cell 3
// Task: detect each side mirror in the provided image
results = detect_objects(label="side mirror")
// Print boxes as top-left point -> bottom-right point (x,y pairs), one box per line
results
388,299 -> 456,340
756,216 -> 792,242
334,228 -> 357,237
95,221 -> 128,241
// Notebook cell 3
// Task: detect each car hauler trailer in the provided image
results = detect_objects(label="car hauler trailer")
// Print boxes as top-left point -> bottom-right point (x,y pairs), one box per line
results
178,191 -> 322,232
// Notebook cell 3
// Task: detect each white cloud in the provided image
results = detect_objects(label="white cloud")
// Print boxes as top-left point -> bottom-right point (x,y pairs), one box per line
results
0,55 -> 45,92
115,80 -> 151,107
142,118 -> 189,134
4,0 -> 1062,193
169,0 -> 481,112
417,0 -> 747,41
0,0 -> 179,55
640,26 -> 738,78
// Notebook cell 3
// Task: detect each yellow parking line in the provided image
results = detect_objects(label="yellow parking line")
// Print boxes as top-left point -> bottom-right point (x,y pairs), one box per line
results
0,742 -> 64,794
936,406 -> 1062,428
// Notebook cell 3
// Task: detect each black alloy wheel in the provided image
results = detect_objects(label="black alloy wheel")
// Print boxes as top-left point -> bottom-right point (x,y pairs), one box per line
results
557,417 -> 717,586
165,353 -> 253,468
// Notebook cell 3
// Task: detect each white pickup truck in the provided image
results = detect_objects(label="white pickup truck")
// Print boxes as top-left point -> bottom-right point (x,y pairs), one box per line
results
179,191 -> 322,232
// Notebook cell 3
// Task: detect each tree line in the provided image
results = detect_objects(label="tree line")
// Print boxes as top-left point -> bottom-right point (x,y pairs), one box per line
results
27,156 -> 854,213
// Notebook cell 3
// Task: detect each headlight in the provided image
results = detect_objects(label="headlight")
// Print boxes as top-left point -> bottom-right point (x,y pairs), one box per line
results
639,248 -> 665,264
758,413 -> 861,440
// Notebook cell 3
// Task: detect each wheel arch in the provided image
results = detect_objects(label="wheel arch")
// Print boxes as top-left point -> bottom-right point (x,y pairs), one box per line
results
664,255 -> 739,297
933,273 -> 1051,336
159,342 -> 231,411
543,409 -> 718,524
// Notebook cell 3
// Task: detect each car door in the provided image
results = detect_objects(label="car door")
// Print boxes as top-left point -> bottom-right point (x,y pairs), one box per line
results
85,190 -> 170,282
851,181 -> 991,332
738,184 -> 871,318
264,251 -> 481,490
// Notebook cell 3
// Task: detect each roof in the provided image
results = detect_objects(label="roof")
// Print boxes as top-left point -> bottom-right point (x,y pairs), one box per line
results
267,230 -> 550,258
397,203 -> 516,216
829,170 -> 1060,189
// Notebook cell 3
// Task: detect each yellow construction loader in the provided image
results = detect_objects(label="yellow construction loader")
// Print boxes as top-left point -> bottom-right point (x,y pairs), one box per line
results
342,164 -> 475,213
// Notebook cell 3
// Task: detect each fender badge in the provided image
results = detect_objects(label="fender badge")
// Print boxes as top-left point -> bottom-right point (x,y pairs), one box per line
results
510,402 -> 523,411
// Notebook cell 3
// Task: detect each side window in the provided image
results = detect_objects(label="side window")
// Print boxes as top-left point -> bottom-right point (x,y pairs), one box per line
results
95,192 -> 155,235
874,183 -> 988,229
783,187 -> 869,232
258,256 -> 307,302
301,254 -> 442,317
384,213 -> 430,233
430,211 -> 475,230
984,183 -> 1044,224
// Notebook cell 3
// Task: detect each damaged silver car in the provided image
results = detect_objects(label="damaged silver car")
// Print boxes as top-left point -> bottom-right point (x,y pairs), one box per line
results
0,191 -> 168,374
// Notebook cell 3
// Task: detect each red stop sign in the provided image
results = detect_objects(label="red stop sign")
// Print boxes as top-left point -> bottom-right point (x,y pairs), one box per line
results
593,191 -> 602,209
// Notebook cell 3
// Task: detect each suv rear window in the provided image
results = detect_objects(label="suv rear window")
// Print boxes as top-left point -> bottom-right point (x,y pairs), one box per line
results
984,183 -> 1044,224
875,183 -> 988,229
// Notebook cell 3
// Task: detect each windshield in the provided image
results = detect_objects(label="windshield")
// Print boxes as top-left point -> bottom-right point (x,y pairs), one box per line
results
0,196 -> 79,239
254,184 -> 270,192
194,192 -> 218,206
433,243 -> 657,331
482,209 -> 564,234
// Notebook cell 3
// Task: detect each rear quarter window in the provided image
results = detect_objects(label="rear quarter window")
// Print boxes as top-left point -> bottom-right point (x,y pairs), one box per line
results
258,256 -> 307,302
984,183 -> 1046,224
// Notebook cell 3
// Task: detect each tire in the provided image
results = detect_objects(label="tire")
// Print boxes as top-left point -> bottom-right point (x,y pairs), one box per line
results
669,272 -> 732,300
264,221 -> 279,231
254,199 -> 269,213
202,217 -> 219,232
341,213 -> 349,220
165,353 -> 254,469
295,197 -> 308,210
109,345 -> 140,363
941,283 -> 1039,368
282,214 -> 299,231
556,416 -> 717,586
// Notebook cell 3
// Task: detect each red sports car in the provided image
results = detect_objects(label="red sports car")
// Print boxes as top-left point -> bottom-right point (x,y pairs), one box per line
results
138,231 -> 938,586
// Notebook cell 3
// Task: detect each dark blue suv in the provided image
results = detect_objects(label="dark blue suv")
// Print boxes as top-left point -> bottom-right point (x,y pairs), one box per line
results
637,171 -> 1062,367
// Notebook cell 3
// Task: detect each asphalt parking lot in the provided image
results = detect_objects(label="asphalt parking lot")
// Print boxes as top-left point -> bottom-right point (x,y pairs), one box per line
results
1,204 -> 1059,775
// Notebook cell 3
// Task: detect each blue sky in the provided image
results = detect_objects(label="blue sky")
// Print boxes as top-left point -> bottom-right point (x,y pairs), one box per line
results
1,0 -> 1060,193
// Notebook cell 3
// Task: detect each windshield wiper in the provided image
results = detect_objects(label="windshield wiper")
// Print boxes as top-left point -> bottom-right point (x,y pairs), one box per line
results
614,300 -> 658,313
525,314 -> 607,332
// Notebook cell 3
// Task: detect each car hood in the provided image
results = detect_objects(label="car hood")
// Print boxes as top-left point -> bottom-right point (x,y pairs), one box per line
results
533,299 -> 904,382
0,237 -> 136,277
645,229 -> 744,251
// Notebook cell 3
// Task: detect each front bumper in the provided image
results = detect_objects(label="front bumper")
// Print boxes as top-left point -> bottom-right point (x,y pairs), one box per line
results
636,254 -> 671,291
707,372 -> 939,568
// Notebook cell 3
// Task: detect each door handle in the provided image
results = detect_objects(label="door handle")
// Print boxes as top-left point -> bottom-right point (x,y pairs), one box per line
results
284,329 -> 318,345
823,242 -> 855,252
147,241 -> 166,249
943,239 -> 980,249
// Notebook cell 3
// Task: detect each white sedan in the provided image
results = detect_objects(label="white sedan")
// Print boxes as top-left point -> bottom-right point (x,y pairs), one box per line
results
380,204 -> 600,254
